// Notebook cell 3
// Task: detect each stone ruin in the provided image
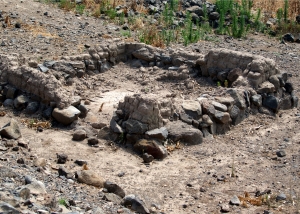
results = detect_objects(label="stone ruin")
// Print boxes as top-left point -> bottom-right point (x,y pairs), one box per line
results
0,38 -> 298,158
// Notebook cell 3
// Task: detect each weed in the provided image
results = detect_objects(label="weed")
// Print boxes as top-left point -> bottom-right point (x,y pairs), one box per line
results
59,0 -> 75,11
121,30 -> 131,37
76,4 -> 85,15
58,198 -> 68,207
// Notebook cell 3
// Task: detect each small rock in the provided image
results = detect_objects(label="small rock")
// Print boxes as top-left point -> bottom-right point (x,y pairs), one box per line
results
142,153 -> 154,163
57,153 -> 68,164
276,193 -> 286,201
104,181 -> 126,198
33,158 -> 47,167
87,137 -> 99,145
73,129 -> 87,141
276,150 -> 286,157
0,119 -> 21,139
74,159 -> 87,166
230,195 -> 240,205
221,204 -> 230,212
76,170 -> 104,187
122,194 -> 150,214
52,106 -> 81,125
134,139 -> 167,159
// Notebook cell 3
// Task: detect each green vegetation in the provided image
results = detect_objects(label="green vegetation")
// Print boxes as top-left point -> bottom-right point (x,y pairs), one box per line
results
42,0 -> 300,46
58,198 -> 68,207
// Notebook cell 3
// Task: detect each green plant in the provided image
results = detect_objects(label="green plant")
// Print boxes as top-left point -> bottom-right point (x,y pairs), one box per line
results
59,0 -> 75,11
58,198 -> 67,207
76,4 -> 85,15
121,30 -> 131,37
283,0 -> 289,23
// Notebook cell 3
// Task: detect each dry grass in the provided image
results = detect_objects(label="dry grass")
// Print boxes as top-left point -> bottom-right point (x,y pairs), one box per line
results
252,0 -> 300,21
23,23 -> 59,38
21,118 -> 51,129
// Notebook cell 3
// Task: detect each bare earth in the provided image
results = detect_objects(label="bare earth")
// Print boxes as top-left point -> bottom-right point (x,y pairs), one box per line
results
0,0 -> 300,214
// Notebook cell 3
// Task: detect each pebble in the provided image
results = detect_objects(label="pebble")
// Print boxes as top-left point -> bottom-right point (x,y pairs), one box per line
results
229,195 -> 240,205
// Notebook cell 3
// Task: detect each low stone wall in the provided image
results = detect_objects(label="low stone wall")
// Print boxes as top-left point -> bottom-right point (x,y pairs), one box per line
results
0,54 -> 72,108
0,39 -> 297,142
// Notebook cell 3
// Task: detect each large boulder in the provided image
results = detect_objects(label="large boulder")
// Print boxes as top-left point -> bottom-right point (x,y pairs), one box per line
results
0,119 -> 21,139
167,121 -> 203,145
52,106 -> 81,125
76,170 -> 105,188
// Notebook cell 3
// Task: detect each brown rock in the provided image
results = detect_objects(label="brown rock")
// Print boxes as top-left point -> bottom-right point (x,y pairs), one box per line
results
76,170 -> 105,187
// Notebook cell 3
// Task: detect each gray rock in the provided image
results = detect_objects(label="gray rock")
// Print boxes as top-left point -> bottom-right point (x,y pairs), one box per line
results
279,96 -> 292,110
3,99 -> 14,108
179,112 -> 193,125
230,195 -> 240,205
227,68 -> 242,82
73,129 -> 87,141
200,114 -> 213,128
76,170 -> 105,187
211,101 -> 227,112
187,6 -> 204,17
74,159 -> 87,166
257,81 -> 276,94
42,107 -> 53,119
292,96 -> 299,108
209,11 -> 220,20
251,94 -> 262,107
77,104 -> 88,118
110,119 -> 124,133
263,95 -> 279,111
57,153 -> 68,164
229,105 -> 245,125
142,153 -> 154,163
201,101 -> 215,115
132,48 -> 154,62
0,201 -> 20,214
25,101 -> 39,114
217,70 -> 229,82
0,166 -> 18,178
269,75 -> 280,90
134,139 -> 167,159
276,193 -> 286,201
102,193 -> 122,204
221,204 -> 230,212
182,100 -> 202,119
122,194 -> 150,214
5,87 -> 17,99
38,64 -> 49,73
88,137 -> 99,145
226,89 -> 246,110
123,119 -> 148,134
71,96 -> 81,106
284,82 -> 294,93
0,119 -> 21,139
167,121 -> 203,145
213,110 -> 231,124
13,95 -> 29,110
104,181 -> 126,198
145,127 -> 168,141
276,150 -> 286,157
24,180 -> 47,195
52,106 -> 81,125
33,158 -> 46,167
131,59 -> 143,68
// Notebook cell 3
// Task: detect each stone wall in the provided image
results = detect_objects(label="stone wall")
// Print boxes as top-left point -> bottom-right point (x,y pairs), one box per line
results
0,39 -> 297,138
0,54 -> 71,108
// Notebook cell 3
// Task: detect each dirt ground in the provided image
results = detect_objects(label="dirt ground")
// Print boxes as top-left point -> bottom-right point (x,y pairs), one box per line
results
1,0 -> 300,213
